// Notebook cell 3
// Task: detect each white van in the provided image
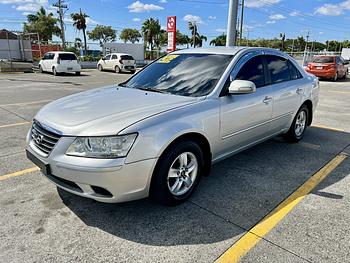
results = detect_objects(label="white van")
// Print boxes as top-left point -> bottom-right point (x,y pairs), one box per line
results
39,51 -> 81,76
97,53 -> 136,73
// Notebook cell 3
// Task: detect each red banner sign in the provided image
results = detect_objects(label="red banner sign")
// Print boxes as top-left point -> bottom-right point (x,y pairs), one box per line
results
166,16 -> 176,52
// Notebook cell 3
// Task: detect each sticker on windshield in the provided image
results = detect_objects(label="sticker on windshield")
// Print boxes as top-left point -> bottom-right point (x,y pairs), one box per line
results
157,55 -> 179,63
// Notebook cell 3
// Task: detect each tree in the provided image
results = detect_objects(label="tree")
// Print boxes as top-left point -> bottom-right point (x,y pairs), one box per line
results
141,18 -> 161,59
23,7 -> 61,42
210,34 -> 226,46
71,9 -> 89,53
176,30 -> 191,48
188,22 -> 207,47
87,25 -> 116,52
280,33 -> 286,51
120,28 -> 142,44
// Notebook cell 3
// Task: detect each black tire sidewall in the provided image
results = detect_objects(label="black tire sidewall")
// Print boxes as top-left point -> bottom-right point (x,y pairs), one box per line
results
150,141 -> 204,205
287,105 -> 309,142
98,64 -> 103,71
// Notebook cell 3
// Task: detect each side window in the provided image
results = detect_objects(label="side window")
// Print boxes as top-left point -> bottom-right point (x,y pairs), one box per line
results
42,54 -> 48,60
111,54 -> 117,60
48,53 -> 55,60
266,55 -> 291,84
288,61 -> 302,80
104,55 -> 111,60
235,55 -> 265,88
336,56 -> 341,64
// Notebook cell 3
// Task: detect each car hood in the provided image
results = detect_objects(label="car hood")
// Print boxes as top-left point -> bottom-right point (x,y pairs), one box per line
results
35,86 -> 201,136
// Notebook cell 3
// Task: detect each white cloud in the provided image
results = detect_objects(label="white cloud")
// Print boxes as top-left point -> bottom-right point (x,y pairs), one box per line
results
183,14 -> 203,24
245,0 -> 280,8
0,0 -> 49,12
215,28 -> 226,33
340,0 -> 350,9
315,4 -> 343,16
127,1 -> 164,13
269,14 -> 286,20
208,15 -> 216,20
132,17 -> 141,22
289,11 -> 300,17
319,32 -> 324,35
85,17 -> 98,25
266,20 -> 276,24
159,0 -> 167,3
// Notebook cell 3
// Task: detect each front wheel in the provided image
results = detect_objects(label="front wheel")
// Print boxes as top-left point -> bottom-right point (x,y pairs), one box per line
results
333,72 -> 338,81
38,65 -> 43,73
115,66 -> 120,73
97,64 -> 103,71
285,105 -> 309,142
75,71 -> 81,76
150,141 -> 204,206
53,67 -> 58,76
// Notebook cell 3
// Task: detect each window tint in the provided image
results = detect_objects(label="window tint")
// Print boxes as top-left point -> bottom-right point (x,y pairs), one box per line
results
43,53 -> 54,60
59,53 -> 77,60
288,61 -> 302,80
104,55 -> 111,60
235,55 -> 265,88
121,55 -> 134,60
312,56 -> 334,63
266,55 -> 291,84
111,54 -> 117,59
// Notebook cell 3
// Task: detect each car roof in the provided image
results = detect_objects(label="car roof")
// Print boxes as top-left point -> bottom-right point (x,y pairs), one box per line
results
172,46 -> 284,56
46,51 -> 75,54
108,53 -> 133,56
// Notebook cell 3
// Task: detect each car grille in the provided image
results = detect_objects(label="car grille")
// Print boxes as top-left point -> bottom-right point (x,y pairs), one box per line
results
31,121 -> 61,156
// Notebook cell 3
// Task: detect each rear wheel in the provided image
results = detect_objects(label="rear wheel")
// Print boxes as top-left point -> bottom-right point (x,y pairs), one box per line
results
150,141 -> 204,206
53,67 -> 58,76
115,66 -> 120,73
333,72 -> 338,81
285,105 -> 309,142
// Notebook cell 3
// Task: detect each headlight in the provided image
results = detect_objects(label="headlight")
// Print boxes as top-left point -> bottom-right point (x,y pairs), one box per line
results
66,134 -> 137,158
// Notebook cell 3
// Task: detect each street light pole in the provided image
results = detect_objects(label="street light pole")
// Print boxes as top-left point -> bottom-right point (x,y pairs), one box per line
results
226,0 -> 239,47
239,0 -> 245,46
53,0 -> 67,49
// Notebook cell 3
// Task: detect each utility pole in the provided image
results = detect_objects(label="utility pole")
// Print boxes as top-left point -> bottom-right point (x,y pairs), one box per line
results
302,30 -> 310,66
226,0 -> 239,47
239,0 -> 245,46
53,0 -> 68,49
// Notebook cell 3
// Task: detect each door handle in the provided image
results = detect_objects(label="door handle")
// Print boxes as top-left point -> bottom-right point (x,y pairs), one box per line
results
296,88 -> 303,94
263,96 -> 273,104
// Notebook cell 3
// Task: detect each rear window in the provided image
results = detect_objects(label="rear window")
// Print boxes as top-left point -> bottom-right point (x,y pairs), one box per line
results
312,56 -> 334,63
59,53 -> 77,60
121,55 -> 134,60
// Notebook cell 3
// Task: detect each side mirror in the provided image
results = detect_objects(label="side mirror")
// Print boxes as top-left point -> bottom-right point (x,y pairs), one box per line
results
228,80 -> 256,94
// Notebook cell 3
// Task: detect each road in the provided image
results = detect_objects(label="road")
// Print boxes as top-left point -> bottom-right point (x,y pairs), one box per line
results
0,70 -> 349,263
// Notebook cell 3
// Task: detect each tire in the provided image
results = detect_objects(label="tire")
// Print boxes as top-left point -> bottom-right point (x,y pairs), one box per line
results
97,64 -> 103,71
285,105 -> 309,143
75,71 -> 81,76
53,67 -> 58,76
38,65 -> 43,73
343,70 -> 348,79
130,70 -> 136,74
115,66 -> 120,73
333,72 -> 338,82
150,141 -> 204,206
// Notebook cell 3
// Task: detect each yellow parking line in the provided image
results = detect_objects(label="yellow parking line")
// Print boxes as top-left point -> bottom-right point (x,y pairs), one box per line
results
0,121 -> 30,129
0,166 -> 39,181
312,124 -> 345,132
0,99 -> 52,107
216,153 -> 347,263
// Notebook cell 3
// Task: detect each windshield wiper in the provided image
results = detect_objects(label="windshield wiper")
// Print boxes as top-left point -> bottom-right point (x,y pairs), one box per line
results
137,87 -> 167,94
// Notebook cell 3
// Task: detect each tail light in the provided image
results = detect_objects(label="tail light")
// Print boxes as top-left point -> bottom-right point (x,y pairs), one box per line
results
119,59 -> 123,64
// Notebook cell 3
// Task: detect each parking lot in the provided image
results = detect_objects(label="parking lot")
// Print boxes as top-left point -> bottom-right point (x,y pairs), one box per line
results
0,70 -> 350,263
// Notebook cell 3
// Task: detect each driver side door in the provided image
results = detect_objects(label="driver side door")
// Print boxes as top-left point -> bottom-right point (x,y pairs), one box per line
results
219,53 -> 274,155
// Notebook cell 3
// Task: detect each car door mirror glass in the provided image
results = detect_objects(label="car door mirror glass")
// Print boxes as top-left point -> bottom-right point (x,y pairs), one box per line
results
228,80 -> 256,94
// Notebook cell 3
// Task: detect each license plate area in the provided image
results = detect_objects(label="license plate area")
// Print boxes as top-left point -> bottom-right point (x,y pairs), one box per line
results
316,66 -> 323,70
26,150 -> 51,176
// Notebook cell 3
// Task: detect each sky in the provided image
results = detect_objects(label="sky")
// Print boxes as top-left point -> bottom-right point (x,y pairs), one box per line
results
1,0 -> 350,48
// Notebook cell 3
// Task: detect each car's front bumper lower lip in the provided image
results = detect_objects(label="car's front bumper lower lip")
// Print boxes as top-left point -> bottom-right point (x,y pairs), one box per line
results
26,147 -> 157,203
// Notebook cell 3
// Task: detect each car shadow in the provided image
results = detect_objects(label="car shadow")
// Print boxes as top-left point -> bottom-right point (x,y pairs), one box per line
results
57,127 -> 350,246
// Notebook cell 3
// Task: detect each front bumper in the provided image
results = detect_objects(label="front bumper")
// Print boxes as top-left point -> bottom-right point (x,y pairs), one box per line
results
26,131 -> 157,203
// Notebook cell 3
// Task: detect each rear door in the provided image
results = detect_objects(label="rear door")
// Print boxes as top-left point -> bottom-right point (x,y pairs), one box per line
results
265,55 -> 304,133
58,53 -> 77,71
219,53 -> 274,154
121,55 -> 135,69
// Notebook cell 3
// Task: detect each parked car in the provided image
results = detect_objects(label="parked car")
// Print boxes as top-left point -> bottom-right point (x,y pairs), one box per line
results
26,47 -> 319,206
38,51 -> 81,76
97,53 -> 136,73
305,55 -> 348,81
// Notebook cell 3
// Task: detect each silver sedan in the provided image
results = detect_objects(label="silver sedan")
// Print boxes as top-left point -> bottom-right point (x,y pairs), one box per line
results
26,47 -> 319,206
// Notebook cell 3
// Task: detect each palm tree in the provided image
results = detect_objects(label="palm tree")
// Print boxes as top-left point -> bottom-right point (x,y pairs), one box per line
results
142,18 -> 161,59
188,22 -> 207,47
71,9 -> 89,53
23,7 -> 60,42
210,34 -> 226,46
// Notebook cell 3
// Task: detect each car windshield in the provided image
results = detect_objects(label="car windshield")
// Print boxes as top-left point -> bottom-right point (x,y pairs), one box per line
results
312,56 -> 334,63
59,53 -> 77,60
121,53 -> 233,97
121,55 -> 134,60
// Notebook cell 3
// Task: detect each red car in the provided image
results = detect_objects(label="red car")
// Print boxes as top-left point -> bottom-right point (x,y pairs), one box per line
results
305,55 -> 348,81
